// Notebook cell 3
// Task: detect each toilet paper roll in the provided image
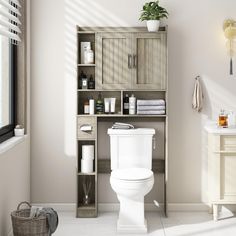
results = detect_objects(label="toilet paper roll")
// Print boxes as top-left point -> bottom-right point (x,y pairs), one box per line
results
81,159 -> 93,173
82,145 -> 94,160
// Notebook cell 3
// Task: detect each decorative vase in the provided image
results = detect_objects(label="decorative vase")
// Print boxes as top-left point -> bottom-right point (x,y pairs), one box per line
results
146,20 -> 160,32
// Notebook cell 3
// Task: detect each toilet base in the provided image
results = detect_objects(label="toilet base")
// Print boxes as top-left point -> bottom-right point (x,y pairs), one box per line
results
117,219 -> 147,234
116,195 -> 147,233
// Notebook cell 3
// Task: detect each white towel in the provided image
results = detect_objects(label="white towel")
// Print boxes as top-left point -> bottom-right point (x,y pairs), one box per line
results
112,122 -> 134,129
137,99 -> 165,106
137,110 -> 165,115
137,105 -> 165,111
192,77 -> 204,112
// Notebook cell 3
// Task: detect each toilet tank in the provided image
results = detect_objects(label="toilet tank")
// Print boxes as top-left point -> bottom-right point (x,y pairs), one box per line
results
107,128 -> 155,170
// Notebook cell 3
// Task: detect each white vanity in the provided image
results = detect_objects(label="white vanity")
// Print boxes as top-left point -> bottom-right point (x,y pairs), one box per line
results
205,125 -> 236,221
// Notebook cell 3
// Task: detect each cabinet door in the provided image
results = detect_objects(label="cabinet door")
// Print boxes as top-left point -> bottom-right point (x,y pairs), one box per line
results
220,153 -> 236,201
96,32 -> 132,89
208,134 -> 236,202
132,32 -> 167,90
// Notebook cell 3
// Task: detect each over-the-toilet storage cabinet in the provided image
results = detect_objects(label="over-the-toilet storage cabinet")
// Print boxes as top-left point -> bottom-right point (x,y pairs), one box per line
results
96,32 -> 167,90
76,27 -> 168,218
206,127 -> 236,220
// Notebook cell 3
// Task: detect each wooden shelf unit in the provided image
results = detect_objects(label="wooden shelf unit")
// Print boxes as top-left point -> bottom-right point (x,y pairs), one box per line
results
76,26 -> 168,218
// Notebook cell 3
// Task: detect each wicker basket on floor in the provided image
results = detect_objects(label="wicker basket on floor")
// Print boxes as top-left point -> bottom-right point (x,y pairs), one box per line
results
11,201 -> 49,236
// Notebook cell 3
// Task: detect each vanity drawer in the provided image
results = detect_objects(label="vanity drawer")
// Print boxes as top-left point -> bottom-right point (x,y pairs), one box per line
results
221,135 -> 236,151
77,116 -> 97,140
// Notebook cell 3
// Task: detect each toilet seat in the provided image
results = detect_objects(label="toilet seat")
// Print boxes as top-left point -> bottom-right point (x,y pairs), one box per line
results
111,167 -> 153,181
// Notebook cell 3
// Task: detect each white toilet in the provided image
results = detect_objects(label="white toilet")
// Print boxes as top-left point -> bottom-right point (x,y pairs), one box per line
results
108,128 -> 155,233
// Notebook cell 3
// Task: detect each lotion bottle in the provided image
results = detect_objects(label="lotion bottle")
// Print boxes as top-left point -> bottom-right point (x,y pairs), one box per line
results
129,94 -> 136,115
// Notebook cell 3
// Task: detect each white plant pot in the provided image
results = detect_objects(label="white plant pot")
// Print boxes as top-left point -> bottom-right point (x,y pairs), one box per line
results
146,20 -> 160,32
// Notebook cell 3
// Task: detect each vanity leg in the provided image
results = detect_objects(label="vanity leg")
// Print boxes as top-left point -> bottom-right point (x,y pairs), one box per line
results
213,204 -> 218,221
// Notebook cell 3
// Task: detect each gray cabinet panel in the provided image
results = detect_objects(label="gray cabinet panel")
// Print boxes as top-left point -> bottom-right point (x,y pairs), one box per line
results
133,33 -> 167,89
96,33 -> 132,89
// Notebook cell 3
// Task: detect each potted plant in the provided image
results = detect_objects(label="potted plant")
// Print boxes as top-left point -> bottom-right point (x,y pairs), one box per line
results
139,1 -> 168,32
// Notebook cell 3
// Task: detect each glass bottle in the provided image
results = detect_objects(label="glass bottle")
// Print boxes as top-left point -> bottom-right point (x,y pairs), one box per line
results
218,109 -> 228,128
84,46 -> 94,64
84,99 -> 89,114
79,71 -> 85,89
123,94 -> 129,114
88,75 -> 95,89
81,72 -> 88,89
96,92 -> 104,114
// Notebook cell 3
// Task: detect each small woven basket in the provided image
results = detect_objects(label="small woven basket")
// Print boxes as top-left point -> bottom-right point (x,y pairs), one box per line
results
11,201 -> 49,236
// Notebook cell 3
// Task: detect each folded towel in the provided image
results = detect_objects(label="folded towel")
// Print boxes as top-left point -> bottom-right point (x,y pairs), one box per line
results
112,122 -> 134,129
137,110 -> 165,115
192,76 -> 204,112
137,99 -> 165,106
137,105 -> 165,111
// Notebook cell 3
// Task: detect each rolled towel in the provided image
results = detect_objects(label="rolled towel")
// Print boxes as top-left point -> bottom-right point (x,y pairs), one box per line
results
137,99 -> 165,106
137,105 -> 165,111
137,110 -> 165,115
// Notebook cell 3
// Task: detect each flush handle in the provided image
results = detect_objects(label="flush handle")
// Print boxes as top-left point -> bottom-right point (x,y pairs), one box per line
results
153,137 -> 156,150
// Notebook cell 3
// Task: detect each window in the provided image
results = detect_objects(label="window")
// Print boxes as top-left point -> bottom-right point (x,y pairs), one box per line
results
0,35 -> 16,143
0,0 -> 22,143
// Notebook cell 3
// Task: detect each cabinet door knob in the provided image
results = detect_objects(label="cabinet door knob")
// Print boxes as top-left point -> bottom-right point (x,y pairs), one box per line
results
133,55 -> 137,68
128,54 -> 132,69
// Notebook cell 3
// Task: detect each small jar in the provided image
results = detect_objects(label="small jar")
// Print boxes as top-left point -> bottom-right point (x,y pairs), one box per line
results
84,46 -> 94,64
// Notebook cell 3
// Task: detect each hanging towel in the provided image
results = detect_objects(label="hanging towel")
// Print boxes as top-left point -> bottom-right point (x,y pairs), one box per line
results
192,76 -> 204,112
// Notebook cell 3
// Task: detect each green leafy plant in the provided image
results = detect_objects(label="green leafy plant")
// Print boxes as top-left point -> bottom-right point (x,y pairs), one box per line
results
139,1 -> 168,21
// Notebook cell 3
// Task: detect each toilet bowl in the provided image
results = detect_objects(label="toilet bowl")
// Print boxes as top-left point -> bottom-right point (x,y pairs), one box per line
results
110,167 -> 154,233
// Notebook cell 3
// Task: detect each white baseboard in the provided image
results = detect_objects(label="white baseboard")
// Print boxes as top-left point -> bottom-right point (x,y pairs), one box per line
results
32,203 -> 76,212
168,203 -> 209,212
32,203 -> 209,212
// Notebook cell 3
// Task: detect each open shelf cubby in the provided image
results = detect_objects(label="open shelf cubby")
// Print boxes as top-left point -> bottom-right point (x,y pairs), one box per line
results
77,90 -> 122,115
77,175 -> 97,218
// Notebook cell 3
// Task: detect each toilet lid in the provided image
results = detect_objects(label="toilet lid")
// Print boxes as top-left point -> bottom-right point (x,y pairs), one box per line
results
111,168 -> 153,181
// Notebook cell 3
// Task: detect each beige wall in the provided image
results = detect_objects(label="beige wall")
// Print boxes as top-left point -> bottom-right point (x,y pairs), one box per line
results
0,1 -> 30,235
0,139 -> 30,236
30,0 -> 236,205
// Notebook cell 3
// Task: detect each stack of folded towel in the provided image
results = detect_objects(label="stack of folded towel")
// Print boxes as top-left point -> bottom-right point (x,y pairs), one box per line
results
137,99 -> 166,115
112,122 -> 134,129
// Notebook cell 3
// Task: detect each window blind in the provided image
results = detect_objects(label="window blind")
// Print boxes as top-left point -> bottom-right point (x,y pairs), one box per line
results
0,0 -> 21,43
